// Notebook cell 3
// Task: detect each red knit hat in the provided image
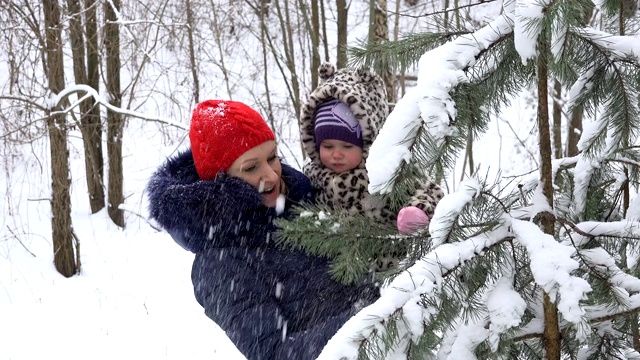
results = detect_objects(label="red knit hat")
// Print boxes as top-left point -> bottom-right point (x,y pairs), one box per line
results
189,100 -> 275,180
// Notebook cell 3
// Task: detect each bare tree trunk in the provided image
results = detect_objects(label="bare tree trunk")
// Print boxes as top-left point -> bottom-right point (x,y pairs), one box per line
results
67,0 -> 105,214
618,5 -> 630,225
443,0 -> 449,29
336,0 -> 347,68
185,0 -> 200,104
393,0 -> 406,96
537,32 -> 561,360
260,0 -> 275,131
273,0 -> 301,117
566,105 -> 583,156
310,0 -> 320,89
320,0 -> 329,62
552,80 -> 562,159
85,0 -> 104,207
369,0 -> 395,102
104,0 -> 125,228
43,0 -> 77,277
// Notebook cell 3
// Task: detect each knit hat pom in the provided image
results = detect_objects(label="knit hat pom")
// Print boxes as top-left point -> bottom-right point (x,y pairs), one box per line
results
189,100 -> 275,180
314,98 -> 363,151
318,63 -> 336,82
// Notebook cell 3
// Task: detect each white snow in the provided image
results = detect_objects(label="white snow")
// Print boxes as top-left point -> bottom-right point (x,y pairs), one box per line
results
511,219 -> 591,325
429,178 -> 482,247
486,276 -> 526,351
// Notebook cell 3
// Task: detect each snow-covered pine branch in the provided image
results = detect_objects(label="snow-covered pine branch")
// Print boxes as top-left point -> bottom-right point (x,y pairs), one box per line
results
579,247 -> 640,295
511,219 -> 591,338
317,226 -> 513,360
430,178 -> 483,247
577,28 -> 640,64
572,155 -> 600,219
366,1 -> 516,195
514,0 -> 554,64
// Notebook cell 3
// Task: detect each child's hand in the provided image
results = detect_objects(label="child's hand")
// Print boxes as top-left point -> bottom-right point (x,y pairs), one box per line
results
397,206 -> 430,233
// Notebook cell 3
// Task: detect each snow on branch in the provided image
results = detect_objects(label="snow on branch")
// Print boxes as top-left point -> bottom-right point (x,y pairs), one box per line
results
486,275 -> 527,351
566,66 -> 596,113
429,178 -> 482,247
514,0 -> 553,64
367,0 -> 515,194
577,28 -> 640,64
574,219 -> 640,238
438,319 -> 490,359
511,219 -> 591,330
580,247 -> 640,295
48,84 -> 187,130
506,155 -> 578,211
317,226 -> 512,360
572,155 -> 599,218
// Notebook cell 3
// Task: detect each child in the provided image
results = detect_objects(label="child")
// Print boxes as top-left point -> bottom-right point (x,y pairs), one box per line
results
300,63 -> 444,233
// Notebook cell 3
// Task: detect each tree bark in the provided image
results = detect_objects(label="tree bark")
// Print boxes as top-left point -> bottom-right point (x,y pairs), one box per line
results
85,0 -> 104,207
566,105 -> 583,157
104,0 -> 125,228
336,0 -> 347,68
552,80 -> 562,159
310,0 -> 320,89
537,32 -> 561,360
320,0 -> 329,62
43,0 -> 77,277
67,0 -> 105,214
370,0 -> 395,102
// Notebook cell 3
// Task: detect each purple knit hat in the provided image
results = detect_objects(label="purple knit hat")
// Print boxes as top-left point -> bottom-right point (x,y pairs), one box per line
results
314,98 -> 363,150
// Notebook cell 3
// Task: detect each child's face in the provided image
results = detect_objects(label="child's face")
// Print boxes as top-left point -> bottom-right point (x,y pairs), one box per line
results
319,139 -> 363,174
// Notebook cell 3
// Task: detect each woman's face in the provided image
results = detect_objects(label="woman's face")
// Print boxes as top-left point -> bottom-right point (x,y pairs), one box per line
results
227,140 -> 282,208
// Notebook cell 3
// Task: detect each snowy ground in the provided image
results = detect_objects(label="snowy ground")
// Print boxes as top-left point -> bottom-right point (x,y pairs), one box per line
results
0,124 -> 247,360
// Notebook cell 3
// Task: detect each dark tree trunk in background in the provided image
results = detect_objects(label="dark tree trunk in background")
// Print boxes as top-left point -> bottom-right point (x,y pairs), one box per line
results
536,32 -> 561,360
336,0 -> 347,68
85,0 -> 104,208
320,0 -> 329,62
369,0 -> 395,102
310,0 -> 320,89
43,0 -> 77,277
552,80 -> 562,159
67,0 -> 105,214
104,0 -> 125,228
566,105 -> 583,157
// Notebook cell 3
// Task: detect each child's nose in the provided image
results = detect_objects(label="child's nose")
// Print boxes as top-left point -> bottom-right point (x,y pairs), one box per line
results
332,150 -> 343,158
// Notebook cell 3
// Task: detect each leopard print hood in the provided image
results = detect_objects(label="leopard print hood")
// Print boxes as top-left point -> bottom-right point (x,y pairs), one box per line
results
300,63 -> 388,166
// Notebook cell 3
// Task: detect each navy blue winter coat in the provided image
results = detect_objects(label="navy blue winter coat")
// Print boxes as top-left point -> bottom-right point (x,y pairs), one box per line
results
147,150 -> 378,360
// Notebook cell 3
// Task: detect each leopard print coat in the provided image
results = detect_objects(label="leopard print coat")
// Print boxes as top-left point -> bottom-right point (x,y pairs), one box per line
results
300,63 -> 444,225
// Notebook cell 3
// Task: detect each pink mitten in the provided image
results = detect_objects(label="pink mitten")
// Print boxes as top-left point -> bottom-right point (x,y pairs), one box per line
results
397,206 -> 430,233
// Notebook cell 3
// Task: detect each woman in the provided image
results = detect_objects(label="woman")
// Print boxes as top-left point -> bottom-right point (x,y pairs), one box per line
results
146,100 -> 378,360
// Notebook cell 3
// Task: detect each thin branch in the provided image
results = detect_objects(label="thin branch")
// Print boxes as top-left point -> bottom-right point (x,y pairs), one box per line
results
6,226 -> 36,257
391,0 -> 498,19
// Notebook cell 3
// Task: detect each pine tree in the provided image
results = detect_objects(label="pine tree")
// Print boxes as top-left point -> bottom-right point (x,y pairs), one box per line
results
279,0 -> 640,358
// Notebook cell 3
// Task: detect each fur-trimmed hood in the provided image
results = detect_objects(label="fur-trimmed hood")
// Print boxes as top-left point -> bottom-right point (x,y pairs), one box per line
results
300,63 -> 388,167
146,149 -> 313,253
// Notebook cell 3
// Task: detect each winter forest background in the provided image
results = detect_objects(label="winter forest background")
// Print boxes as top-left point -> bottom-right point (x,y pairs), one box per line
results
3,0 -> 640,359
